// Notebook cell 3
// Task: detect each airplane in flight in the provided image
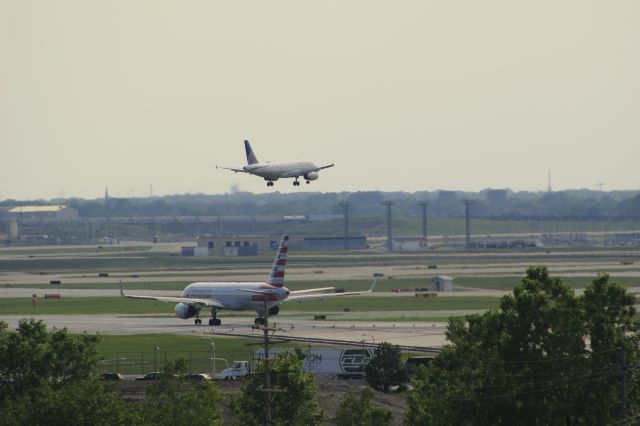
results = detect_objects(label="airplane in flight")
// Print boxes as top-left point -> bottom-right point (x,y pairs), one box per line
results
217,140 -> 334,187
121,235 -> 380,326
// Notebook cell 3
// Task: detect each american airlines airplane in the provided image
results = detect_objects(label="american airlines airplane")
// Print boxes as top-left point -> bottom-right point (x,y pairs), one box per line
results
121,235 -> 380,326
217,140 -> 334,187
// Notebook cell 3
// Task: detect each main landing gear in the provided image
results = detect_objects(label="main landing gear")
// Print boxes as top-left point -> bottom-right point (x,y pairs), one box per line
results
254,317 -> 266,326
194,309 -> 222,326
209,308 -> 221,326
292,177 -> 310,186
266,181 -> 274,187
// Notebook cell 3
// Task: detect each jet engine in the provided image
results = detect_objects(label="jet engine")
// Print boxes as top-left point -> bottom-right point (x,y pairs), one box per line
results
175,303 -> 198,319
268,306 -> 280,316
303,172 -> 319,181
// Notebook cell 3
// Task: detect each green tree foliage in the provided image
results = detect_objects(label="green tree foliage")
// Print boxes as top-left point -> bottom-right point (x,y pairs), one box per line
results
405,266 -> 640,425
365,342 -> 408,393
138,358 -> 223,426
0,318 -> 99,400
335,386 -> 392,426
1,379 -> 132,426
0,318 -> 139,425
231,351 -> 325,425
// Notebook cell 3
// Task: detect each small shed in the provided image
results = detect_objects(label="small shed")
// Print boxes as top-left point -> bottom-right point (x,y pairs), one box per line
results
431,275 -> 454,292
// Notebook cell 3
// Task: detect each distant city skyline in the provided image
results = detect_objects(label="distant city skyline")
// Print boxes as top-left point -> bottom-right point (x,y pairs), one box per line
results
2,1 -> 639,200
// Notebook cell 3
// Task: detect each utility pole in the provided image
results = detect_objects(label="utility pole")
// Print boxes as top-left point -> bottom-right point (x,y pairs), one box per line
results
339,202 -> 351,250
463,200 -> 473,249
259,298 -> 274,425
383,201 -> 393,251
418,201 -> 429,248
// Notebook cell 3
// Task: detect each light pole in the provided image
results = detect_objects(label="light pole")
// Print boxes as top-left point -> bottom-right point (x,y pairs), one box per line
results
210,342 -> 216,378
154,346 -> 160,372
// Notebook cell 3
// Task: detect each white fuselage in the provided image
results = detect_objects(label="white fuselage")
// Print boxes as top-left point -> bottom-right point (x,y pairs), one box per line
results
182,282 -> 289,311
243,162 -> 317,180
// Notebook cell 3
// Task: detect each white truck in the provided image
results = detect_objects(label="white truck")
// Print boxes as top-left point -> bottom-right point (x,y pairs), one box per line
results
255,348 -> 375,378
215,360 -> 251,380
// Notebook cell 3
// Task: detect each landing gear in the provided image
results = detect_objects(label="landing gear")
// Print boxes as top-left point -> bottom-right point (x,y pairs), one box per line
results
266,181 -> 274,187
194,318 -> 202,325
209,309 -> 221,326
293,178 -> 300,186
254,317 -> 265,326
306,180 -> 310,184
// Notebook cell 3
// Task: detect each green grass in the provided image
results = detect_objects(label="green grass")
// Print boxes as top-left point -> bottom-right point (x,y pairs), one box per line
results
95,334 -> 258,375
0,297 -> 177,315
3,245 -> 639,273
16,274 -> 640,293
455,276 -> 640,291
0,246 -> 152,256
282,296 -> 500,312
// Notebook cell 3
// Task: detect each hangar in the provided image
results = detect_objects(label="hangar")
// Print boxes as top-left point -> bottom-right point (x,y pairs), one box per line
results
4,205 -> 79,222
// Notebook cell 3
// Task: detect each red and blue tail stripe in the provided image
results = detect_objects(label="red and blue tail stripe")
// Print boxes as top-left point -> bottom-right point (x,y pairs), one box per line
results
267,235 -> 288,287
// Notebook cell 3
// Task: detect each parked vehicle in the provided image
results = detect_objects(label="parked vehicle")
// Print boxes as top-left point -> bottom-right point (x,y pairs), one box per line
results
184,373 -> 211,383
99,372 -> 123,381
135,372 -> 160,381
215,361 -> 251,380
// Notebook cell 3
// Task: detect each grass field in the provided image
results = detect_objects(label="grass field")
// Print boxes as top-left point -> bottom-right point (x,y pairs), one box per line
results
14,274 -> 640,293
2,245 -> 639,273
95,334 -> 257,375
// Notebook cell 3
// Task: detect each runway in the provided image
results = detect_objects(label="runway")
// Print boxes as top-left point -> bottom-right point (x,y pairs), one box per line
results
0,314 -> 449,348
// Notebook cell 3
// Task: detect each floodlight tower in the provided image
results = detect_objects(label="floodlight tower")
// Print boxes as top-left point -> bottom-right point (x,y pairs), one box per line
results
418,201 -> 429,248
339,201 -> 351,250
383,201 -> 394,251
463,199 -> 473,249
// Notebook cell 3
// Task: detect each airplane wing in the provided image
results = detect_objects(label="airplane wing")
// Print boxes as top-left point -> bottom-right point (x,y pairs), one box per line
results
314,163 -> 335,171
216,165 -> 248,173
285,273 -> 382,303
120,287 -> 226,308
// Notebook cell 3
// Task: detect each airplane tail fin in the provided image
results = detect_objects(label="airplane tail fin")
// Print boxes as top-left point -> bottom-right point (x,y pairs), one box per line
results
244,140 -> 259,165
267,235 -> 288,287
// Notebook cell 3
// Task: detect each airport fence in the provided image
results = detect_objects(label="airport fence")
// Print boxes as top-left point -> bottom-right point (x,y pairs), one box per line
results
99,349 -> 254,376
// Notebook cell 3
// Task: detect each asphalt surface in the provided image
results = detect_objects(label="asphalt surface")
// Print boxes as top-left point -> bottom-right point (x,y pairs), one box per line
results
0,314 -> 450,347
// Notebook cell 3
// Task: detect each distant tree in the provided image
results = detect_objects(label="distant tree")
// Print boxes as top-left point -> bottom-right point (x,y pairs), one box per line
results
405,267 -> 640,425
231,351 -> 325,425
335,387 -> 392,426
365,342 -> 408,393
139,358 -> 223,426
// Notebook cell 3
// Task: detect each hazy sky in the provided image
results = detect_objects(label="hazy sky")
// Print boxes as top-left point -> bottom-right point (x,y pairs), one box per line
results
1,1 -> 639,200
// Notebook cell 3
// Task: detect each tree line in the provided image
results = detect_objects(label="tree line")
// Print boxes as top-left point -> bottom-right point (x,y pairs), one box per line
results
2,189 -> 639,220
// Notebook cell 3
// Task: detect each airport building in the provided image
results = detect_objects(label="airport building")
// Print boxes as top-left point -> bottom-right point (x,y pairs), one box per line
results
302,236 -> 367,250
196,235 -> 288,255
431,275 -> 454,292
391,236 -> 427,251
4,205 -> 79,222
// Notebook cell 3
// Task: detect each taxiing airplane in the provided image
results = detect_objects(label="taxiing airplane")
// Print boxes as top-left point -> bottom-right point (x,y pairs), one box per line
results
121,235 -> 380,326
217,140 -> 334,187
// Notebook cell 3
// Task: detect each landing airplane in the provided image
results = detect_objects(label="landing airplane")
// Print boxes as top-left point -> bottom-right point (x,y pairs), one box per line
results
121,235 -> 380,326
217,140 -> 334,187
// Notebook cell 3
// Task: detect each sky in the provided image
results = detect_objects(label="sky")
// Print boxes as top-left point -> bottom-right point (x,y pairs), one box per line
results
1,1 -> 639,200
